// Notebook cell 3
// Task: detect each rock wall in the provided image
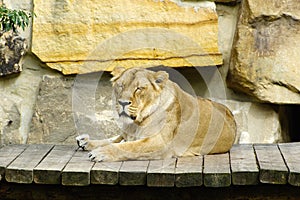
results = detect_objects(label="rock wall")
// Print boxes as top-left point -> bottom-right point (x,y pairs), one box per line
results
0,0 -> 298,146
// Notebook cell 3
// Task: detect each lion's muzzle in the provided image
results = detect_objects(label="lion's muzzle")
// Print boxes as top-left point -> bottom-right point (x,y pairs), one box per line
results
118,100 -> 131,108
117,100 -> 137,121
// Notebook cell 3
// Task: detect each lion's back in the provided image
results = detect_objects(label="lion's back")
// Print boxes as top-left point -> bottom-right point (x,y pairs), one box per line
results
182,98 -> 236,156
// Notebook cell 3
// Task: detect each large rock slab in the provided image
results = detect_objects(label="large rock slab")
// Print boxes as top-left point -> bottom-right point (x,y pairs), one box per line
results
0,97 -> 21,144
32,0 -> 222,74
28,73 -> 120,144
227,0 -> 300,104
0,56 -> 47,145
216,100 -> 285,144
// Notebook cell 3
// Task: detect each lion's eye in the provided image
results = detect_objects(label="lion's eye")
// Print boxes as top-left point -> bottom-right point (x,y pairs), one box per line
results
135,87 -> 144,93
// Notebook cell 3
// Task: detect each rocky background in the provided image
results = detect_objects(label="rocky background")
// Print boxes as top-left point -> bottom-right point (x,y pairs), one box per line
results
0,0 -> 299,146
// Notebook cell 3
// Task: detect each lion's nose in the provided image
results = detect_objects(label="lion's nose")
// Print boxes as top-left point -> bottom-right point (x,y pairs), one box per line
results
118,100 -> 131,109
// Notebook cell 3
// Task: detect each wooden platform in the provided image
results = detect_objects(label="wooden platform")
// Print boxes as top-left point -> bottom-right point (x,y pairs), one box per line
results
0,143 -> 300,187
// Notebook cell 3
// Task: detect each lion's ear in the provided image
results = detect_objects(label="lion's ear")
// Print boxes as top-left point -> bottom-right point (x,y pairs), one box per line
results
111,66 -> 126,82
153,71 -> 169,89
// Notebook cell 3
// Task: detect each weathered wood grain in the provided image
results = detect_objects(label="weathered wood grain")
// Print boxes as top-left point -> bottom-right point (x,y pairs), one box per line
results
1,143 -> 300,187
33,145 -> 76,184
5,144 -> 53,184
0,145 -> 28,181
230,144 -> 259,185
278,143 -> 300,186
254,144 -> 288,184
147,158 -> 176,187
91,161 -> 123,185
175,156 -> 203,187
119,160 -> 149,186
61,149 -> 95,186
203,153 -> 231,187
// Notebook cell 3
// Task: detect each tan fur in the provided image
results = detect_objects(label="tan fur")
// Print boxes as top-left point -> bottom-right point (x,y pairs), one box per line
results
76,67 -> 236,162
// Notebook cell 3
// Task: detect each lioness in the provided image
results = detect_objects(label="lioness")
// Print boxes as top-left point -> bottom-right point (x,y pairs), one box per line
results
76,67 -> 236,162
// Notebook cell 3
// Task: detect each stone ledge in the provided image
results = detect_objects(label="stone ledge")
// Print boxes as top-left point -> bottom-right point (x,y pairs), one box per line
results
32,0 -> 222,74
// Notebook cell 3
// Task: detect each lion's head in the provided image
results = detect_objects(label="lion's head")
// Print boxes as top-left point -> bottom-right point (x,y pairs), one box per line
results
111,67 -> 169,124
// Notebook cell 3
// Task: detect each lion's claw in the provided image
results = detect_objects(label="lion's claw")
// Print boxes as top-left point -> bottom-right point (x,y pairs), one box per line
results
88,148 -> 109,162
77,140 -> 87,150
88,152 -> 96,161
88,151 -> 102,162
76,134 -> 90,150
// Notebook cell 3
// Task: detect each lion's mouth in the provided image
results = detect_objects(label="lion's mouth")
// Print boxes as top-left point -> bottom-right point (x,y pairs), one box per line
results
119,111 -> 136,120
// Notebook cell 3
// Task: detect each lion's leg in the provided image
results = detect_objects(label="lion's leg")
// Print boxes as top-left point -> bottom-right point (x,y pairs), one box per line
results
76,134 -> 123,151
88,133 -> 172,162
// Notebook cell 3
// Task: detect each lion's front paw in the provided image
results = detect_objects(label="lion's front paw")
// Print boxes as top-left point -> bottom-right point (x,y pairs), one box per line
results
76,134 -> 90,150
88,149 -> 108,162
88,146 -> 118,162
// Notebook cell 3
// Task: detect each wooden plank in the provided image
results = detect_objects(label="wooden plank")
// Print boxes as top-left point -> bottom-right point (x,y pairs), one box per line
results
254,144 -> 288,184
230,144 -> 259,185
0,145 -> 28,181
61,149 -> 95,186
5,144 -> 53,184
175,156 -> 203,187
278,142 -> 300,186
33,145 -> 76,184
147,158 -> 176,187
203,153 -> 231,187
91,161 -> 122,185
119,160 -> 149,186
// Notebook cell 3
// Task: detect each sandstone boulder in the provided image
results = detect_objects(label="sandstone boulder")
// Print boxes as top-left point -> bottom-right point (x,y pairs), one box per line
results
28,73 -> 120,144
32,0 -> 222,74
227,0 -> 300,104
0,97 -> 21,144
216,100 -> 285,144
0,56 -> 46,145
